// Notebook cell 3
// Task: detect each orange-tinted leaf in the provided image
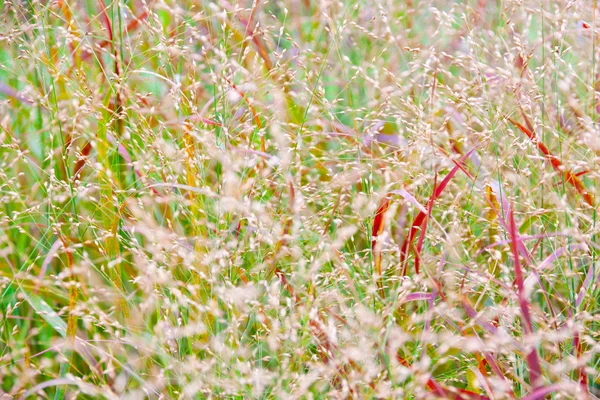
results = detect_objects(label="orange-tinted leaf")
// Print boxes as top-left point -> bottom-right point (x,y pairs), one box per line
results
372,195 -> 390,293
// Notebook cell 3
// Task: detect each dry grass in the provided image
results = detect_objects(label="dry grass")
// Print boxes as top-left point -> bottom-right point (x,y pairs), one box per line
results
0,0 -> 599,398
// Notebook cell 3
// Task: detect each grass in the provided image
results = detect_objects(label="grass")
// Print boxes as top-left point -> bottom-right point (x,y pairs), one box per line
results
0,0 -> 600,398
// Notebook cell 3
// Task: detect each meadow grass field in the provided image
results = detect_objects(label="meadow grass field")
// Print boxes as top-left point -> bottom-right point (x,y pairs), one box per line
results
0,0 -> 599,398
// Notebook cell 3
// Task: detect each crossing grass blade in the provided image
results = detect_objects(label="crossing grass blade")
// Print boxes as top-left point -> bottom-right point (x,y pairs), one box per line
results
506,116 -> 593,206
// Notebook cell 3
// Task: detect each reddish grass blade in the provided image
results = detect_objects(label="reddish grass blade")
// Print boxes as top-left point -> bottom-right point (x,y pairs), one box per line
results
97,0 -> 114,45
401,291 -> 436,303
372,195 -> 390,294
573,331 -> 589,396
400,145 -> 478,276
414,171 -> 437,274
506,116 -> 593,206
520,384 -> 564,400
507,206 -> 543,389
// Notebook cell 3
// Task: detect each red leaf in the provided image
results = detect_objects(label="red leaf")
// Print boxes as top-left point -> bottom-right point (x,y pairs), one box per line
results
400,145 -> 478,275
372,195 -> 391,293
508,206 -> 543,389
521,384 -> 564,400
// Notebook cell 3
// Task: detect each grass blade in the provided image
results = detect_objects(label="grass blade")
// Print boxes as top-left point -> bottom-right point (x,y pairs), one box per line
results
400,145 -> 478,275
372,194 -> 390,294
507,206 -> 543,389
506,116 -> 593,206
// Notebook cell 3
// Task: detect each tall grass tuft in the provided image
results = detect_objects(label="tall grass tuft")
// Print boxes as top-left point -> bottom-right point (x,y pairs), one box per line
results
0,0 -> 599,398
